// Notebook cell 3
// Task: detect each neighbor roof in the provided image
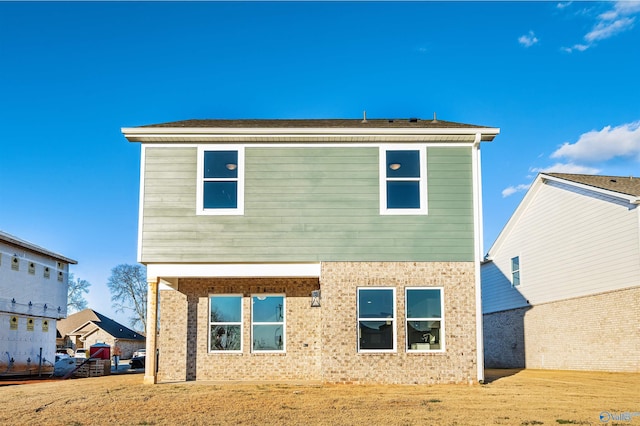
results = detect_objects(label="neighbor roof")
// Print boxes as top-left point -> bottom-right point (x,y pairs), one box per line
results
0,230 -> 77,264
546,173 -> 640,198
58,309 -> 144,341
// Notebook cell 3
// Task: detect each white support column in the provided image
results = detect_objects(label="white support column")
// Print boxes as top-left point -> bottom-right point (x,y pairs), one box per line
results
143,277 -> 159,384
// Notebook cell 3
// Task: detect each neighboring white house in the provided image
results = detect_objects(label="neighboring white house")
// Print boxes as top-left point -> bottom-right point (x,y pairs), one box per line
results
481,173 -> 640,372
0,230 -> 77,375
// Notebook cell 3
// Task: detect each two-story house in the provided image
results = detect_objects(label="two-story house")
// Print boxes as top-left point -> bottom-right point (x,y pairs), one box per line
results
0,230 -> 76,375
122,117 -> 500,384
482,173 -> 640,372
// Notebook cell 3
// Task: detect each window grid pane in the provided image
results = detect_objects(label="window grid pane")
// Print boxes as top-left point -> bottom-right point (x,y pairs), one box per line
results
252,296 -> 285,352
209,296 -> 242,352
406,288 -> 443,351
358,288 -> 396,351
382,148 -> 425,213
200,148 -> 242,213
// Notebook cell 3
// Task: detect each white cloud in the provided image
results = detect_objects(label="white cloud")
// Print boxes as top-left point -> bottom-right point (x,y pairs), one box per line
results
556,2 -> 573,10
518,31 -> 539,47
563,1 -> 640,52
585,16 -> 635,42
551,121 -> 640,162
502,184 -> 531,198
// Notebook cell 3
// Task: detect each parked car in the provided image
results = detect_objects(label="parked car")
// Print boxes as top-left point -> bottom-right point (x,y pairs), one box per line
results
133,348 -> 146,358
55,352 -> 71,362
129,355 -> 145,369
74,349 -> 88,358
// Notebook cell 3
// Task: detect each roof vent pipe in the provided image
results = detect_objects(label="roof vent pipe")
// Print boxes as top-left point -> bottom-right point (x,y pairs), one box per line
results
432,112 -> 438,123
362,110 -> 368,123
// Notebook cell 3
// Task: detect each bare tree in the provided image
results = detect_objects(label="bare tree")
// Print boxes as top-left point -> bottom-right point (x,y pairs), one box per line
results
107,264 -> 147,333
67,273 -> 91,313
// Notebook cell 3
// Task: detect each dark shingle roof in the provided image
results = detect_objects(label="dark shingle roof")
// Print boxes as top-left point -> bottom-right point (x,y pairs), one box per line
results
58,309 -> 144,341
546,173 -> 640,198
139,117 -> 491,129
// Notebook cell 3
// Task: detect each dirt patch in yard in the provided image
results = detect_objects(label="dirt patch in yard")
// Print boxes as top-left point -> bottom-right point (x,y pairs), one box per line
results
0,369 -> 638,425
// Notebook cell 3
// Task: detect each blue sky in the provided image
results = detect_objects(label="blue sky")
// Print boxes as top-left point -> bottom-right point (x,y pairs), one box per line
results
1,1 -> 639,327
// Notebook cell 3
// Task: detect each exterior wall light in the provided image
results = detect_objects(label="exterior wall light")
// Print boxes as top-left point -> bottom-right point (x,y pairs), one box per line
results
311,290 -> 321,307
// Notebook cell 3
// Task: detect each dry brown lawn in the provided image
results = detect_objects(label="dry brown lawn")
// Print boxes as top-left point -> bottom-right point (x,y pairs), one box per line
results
0,369 -> 638,425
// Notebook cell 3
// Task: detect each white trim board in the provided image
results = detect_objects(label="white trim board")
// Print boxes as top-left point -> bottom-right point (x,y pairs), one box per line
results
146,263 -> 321,281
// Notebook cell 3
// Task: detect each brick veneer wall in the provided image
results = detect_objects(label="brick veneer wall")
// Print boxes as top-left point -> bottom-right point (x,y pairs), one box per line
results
156,261 -> 479,384
321,262 -> 478,384
80,330 -> 144,359
158,277 -> 321,382
483,286 -> 640,372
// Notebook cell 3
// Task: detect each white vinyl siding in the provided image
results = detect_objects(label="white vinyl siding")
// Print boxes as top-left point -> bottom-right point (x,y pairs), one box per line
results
482,179 -> 640,314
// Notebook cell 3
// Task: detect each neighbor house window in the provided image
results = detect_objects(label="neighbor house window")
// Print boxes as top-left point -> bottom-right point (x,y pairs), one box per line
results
357,288 -> 396,352
197,146 -> 244,215
511,256 -> 520,287
379,146 -> 427,215
209,295 -> 242,352
406,288 -> 444,352
252,295 -> 285,352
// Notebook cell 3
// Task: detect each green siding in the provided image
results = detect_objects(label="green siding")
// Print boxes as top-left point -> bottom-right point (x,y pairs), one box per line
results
141,146 -> 475,262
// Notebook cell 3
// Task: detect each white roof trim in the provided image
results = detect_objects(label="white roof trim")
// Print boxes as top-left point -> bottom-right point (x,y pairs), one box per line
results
122,126 -> 500,137
541,173 -> 640,204
146,263 -> 321,281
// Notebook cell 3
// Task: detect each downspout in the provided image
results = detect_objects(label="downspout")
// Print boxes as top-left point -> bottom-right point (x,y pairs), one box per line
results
472,133 -> 485,383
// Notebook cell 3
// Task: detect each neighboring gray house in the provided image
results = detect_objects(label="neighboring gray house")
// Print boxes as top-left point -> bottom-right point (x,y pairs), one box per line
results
482,173 -> 640,372
122,117 -> 500,384
0,230 -> 76,375
57,309 -> 145,359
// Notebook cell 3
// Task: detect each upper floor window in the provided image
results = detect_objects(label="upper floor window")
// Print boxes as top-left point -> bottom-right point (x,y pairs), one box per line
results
511,256 -> 521,287
357,288 -> 396,352
197,146 -> 244,215
380,146 -> 427,215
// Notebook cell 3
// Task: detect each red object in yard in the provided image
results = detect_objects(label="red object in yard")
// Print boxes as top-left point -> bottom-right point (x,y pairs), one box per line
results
89,343 -> 111,360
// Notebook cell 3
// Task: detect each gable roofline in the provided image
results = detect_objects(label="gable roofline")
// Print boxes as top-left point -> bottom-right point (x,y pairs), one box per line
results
122,118 -> 500,144
543,173 -> 640,203
485,172 -> 640,260
0,230 -> 77,264
59,309 -> 145,341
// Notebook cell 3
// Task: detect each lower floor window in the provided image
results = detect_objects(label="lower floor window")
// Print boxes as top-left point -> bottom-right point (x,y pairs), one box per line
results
406,288 -> 444,351
209,295 -> 242,352
357,288 -> 396,352
252,295 -> 285,352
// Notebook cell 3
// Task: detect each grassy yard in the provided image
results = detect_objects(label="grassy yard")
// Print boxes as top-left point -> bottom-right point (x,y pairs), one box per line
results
0,369 -> 638,425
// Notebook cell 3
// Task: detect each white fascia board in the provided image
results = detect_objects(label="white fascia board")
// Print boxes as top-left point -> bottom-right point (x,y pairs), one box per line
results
122,126 -> 500,137
146,263 -> 321,281
541,174 -> 640,204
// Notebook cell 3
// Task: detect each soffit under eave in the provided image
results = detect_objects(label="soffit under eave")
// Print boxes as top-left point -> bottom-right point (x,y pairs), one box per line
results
125,134 -> 496,143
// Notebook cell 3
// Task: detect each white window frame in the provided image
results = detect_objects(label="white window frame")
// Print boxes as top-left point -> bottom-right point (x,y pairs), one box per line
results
209,294 -> 243,353
357,287 -> 397,353
379,145 -> 428,215
196,145 -> 245,215
405,287 -> 445,353
511,256 -> 521,287
251,294 -> 286,353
